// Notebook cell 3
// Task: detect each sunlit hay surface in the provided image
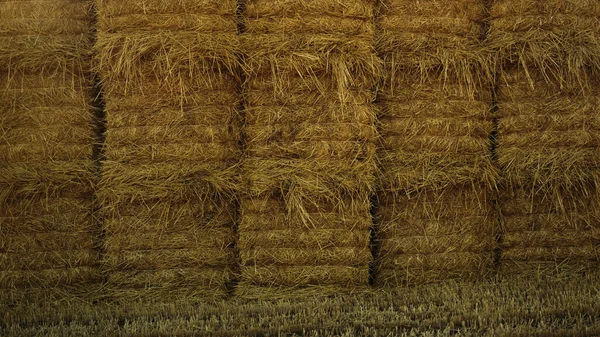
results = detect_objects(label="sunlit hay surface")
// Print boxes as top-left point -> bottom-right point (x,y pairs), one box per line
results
95,0 -> 241,299
238,0 -> 379,296
0,0 -> 99,291
488,0 -> 600,88
376,0 -> 491,91
496,67 -> 600,273
374,0 -> 497,286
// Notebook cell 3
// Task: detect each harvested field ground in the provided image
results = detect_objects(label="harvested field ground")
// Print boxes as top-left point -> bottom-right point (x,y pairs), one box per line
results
1,270 -> 599,336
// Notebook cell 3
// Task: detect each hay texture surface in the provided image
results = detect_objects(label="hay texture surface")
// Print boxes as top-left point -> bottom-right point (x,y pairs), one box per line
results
490,0 -> 600,274
238,0 -> 379,296
0,0 -> 99,290
374,0 -> 497,286
495,68 -> 600,273
95,0 -> 241,298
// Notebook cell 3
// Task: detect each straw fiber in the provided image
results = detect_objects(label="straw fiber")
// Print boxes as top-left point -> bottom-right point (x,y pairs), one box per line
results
490,0 -> 600,275
95,0 -> 241,298
495,68 -> 600,274
374,0 -> 497,286
238,0 -> 379,296
0,0 -> 99,292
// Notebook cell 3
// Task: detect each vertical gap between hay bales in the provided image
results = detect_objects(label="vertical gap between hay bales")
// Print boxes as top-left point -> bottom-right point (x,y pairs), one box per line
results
368,0 -> 383,287
90,3 -> 108,287
92,77 -> 108,286
482,0 -> 504,270
368,194 -> 379,286
226,0 -> 248,297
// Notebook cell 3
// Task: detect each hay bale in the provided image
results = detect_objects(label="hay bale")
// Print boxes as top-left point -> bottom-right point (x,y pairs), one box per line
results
374,0 -> 497,286
238,0 -> 379,296
95,0 -> 241,298
0,0 -> 99,292
488,0 -> 600,86
495,67 -> 600,274
489,0 -> 600,275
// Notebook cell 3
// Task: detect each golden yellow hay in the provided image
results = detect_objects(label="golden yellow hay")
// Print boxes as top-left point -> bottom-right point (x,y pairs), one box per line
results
238,0 -> 378,296
96,0 -> 240,298
374,0 -> 497,286
376,0 -> 491,92
496,73 -> 600,271
488,0 -> 600,87
0,0 -> 99,293
375,189 -> 496,285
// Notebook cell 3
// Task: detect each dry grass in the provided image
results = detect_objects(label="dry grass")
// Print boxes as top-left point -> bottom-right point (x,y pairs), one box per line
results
488,0 -> 600,88
495,67 -> 600,273
95,0 -> 241,298
374,0 -> 497,285
0,0 -> 99,290
238,0 -> 379,295
1,269 -> 599,336
490,0 -> 600,273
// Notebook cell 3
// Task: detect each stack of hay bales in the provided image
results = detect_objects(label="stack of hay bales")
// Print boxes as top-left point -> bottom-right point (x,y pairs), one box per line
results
489,0 -> 600,274
95,0 -> 241,298
0,0 -> 99,293
374,0 -> 497,285
238,0 -> 379,296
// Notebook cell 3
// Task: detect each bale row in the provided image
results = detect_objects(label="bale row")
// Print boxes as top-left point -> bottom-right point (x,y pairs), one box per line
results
238,0 -> 379,296
95,0 -> 241,298
0,0 -> 100,293
490,0 -> 600,273
374,0 -> 498,285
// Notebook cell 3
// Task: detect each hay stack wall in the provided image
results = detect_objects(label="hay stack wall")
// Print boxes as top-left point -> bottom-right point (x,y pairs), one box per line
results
374,0 -> 497,285
489,0 -> 600,274
0,0 -> 99,293
95,0 -> 241,298
238,0 -> 379,296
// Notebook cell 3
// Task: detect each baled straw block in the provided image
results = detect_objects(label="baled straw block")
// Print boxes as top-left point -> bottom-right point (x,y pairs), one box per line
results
95,0 -> 241,298
376,0 -> 488,85
238,0 -> 378,295
375,189 -> 496,285
488,0 -> 600,85
374,0 -> 496,286
238,196 -> 372,295
0,0 -> 99,293
496,67 -> 600,273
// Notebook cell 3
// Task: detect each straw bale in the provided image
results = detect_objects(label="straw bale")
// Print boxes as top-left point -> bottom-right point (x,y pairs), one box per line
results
496,69 -> 600,204
495,63 -> 600,273
498,189 -> 600,273
96,0 -> 240,297
377,0 -> 489,87
374,189 -> 496,285
0,0 -> 93,73
0,198 -> 93,234
0,0 -> 99,293
378,76 -> 495,194
239,195 -> 373,293
488,0 -> 600,86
